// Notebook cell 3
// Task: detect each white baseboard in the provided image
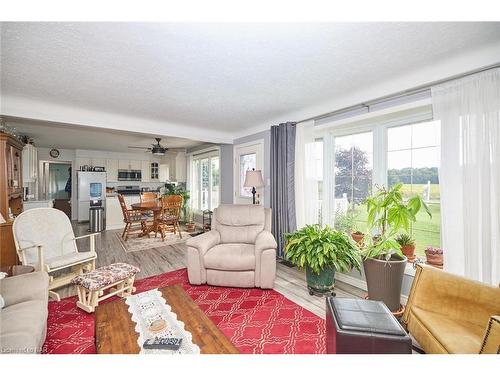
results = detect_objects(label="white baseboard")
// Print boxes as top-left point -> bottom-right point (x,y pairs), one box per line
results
336,272 -> 408,305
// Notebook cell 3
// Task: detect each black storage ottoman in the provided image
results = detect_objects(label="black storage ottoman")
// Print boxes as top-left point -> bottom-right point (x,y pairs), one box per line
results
326,297 -> 412,354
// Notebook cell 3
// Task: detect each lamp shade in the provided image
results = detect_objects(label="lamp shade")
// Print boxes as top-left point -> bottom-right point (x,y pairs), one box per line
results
243,169 -> 264,188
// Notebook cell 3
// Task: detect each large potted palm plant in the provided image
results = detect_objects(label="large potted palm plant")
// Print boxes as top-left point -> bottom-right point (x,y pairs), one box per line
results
284,224 -> 361,296
361,183 -> 431,311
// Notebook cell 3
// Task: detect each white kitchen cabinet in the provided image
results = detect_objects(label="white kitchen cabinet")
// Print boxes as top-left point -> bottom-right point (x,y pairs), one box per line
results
141,160 -> 151,182
159,164 -> 170,182
162,155 -> 175,180
117,159 -> 142,170
91,158 -> 106,168
150,161 -> 159,180
22,144 -> 38,183
130,160 -> 141,170
105,195 -> 141,230
106,159 -> 119,182
175,152 -> 187,182
118,159 -> 130,170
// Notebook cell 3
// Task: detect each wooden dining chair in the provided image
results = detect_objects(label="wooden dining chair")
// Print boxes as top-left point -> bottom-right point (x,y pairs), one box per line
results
140,191 -> 158,219
118,194 -> 149,241
159,195 -> 183,239
140,191 -> 159,203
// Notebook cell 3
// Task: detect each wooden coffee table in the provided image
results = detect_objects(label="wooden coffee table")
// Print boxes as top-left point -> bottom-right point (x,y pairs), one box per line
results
95,284 -> 239,354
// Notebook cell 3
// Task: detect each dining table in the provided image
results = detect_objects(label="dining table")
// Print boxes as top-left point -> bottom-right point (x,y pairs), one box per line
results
131,201 -> 165,240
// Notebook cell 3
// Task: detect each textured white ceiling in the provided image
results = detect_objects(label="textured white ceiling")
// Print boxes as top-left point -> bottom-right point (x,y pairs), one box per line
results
3,117 -> 205,152
1,22 -> 500,137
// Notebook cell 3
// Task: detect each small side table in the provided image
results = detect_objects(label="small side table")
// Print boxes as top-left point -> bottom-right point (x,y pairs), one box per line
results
326,297 -> 412,354
0,265 -> 35,278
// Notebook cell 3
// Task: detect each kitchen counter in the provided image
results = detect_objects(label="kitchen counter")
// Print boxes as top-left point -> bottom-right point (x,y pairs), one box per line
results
23,200 -> 54,211
105,194 -> 141,230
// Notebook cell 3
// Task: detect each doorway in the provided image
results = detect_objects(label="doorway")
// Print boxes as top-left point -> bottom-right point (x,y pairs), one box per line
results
39,160 -> 73,218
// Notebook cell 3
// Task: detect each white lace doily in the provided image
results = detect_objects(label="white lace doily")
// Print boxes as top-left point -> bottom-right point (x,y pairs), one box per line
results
125,289 -> 201,354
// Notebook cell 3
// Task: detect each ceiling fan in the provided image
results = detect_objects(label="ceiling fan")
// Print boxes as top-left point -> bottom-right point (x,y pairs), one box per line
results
128,138 -> 186,155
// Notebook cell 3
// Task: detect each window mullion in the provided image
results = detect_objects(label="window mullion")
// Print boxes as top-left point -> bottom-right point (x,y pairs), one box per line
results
198,161 -> 202,211
208,157 -> 212,210
372,123 -> 387,189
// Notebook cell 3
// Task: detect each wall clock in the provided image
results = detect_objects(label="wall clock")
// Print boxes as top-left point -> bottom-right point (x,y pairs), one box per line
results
50,148 -> 60,158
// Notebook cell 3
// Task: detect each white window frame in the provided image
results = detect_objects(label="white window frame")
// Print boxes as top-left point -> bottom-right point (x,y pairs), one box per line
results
187,147 -> 221,213
318,106 -> 433,221
316,104 -> 437,276
233,139 -> 265,205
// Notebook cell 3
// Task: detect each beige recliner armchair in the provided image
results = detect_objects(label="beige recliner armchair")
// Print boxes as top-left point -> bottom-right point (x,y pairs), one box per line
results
186,204 -> 277,289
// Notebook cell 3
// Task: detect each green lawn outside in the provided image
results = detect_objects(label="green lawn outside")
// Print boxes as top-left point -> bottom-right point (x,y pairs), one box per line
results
349,184 -> 441,257
398,183 -> 440,201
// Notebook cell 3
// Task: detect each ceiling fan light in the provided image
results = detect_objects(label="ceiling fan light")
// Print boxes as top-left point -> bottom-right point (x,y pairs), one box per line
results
152,149 -> 165,155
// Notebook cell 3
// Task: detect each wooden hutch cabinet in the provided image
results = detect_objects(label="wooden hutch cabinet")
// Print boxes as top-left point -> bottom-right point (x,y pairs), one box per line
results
0,132 -> 24,267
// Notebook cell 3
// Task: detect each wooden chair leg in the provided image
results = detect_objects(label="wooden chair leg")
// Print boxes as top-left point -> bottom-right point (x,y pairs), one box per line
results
126,223 -> 131,240
177,222 -> 182,239
49,290 -> 61,302
122,223 -> 128,239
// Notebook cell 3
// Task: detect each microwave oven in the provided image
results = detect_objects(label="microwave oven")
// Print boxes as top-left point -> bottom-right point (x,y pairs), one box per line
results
118,169 -> 142,181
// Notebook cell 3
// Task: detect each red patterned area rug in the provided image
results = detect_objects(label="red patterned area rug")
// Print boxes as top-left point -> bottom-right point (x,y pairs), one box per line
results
44,268 -> 326,354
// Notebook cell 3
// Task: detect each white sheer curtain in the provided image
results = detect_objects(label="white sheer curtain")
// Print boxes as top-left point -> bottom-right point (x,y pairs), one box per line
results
432,67 -> 500,285
295,120 -> 320,229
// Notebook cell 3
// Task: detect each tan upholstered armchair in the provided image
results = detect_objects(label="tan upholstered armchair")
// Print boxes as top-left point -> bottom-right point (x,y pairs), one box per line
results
403,264 -> 500,354
186,204 -> 277,289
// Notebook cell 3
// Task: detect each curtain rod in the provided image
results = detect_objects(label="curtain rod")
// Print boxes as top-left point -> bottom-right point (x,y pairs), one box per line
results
297,62 -> 500,124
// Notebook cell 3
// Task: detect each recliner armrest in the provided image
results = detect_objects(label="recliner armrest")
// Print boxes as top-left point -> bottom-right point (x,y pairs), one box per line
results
0,271 -> 49,308
186,230 -> 221,255
255,230 -> 277,254
480,315 -> 500,354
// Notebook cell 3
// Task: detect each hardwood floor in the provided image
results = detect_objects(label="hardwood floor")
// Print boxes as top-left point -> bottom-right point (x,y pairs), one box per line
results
62,223 -> 363,318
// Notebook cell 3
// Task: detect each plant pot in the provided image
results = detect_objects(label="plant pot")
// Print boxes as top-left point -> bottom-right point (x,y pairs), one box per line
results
305,265 -> 335,296
425,251 -> 443,267
401,245 -> 416,262
186,222 -> 196,232
351,232 -> 365,245
363,255 -> 407,312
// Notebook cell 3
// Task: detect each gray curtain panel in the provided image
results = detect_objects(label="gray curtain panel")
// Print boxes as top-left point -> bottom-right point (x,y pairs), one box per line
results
270,122 -> 297,258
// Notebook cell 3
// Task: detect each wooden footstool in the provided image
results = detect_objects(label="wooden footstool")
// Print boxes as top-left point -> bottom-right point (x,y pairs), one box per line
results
72,262 -> 140,313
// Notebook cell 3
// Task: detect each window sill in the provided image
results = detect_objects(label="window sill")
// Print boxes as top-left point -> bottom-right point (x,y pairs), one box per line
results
404,263 -> 416,277
404,258 -> 443,277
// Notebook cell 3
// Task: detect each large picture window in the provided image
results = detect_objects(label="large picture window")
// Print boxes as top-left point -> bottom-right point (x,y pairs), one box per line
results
190,150 -> 220,212
320,110 -> 441,258
333,131 -> 373,231
387,120 -> 441,256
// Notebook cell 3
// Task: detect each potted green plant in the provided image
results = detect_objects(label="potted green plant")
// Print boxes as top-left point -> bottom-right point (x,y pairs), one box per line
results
351,230 -> 365,245
395,233 -> 416,262
361,183 -> 431,312
334,207 -> 365,244
163,184 -> 190,222
284,224 -> 361,296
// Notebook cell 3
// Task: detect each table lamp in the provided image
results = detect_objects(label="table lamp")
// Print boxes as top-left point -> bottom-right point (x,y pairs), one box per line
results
243,169 -> 264,204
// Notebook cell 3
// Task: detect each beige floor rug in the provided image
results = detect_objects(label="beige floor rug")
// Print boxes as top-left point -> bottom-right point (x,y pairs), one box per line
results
114,230 -> 192,252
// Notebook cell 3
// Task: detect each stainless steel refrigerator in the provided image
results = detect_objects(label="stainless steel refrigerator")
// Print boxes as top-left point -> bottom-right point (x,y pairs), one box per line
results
77,171 -> 107,222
